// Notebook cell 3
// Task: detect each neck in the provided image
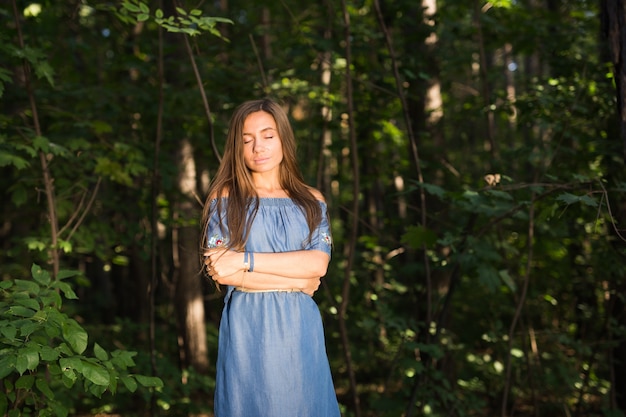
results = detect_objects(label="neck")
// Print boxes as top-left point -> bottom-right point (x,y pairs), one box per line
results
255,186 -> 289,198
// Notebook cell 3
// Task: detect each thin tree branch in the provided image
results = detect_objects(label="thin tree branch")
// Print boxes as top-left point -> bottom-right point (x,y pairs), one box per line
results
249,33 -> 269,91
11,0 -> 60,278
174,1 -> 220,163
338,0 -> 361,415
148,1 -> 166,414
501,191 -> 536,417
65,177 -> 102,242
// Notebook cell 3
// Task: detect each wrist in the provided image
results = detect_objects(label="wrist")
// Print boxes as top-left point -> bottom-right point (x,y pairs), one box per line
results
243,251 -> 250,271
243,251 -> 254,272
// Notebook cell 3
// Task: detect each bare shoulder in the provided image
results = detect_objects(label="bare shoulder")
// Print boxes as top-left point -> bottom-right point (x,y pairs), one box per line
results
307,186 -> 326,203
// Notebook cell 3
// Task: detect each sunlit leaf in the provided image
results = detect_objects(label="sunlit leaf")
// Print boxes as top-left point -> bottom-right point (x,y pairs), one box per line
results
134,374 -> 164,388
62,321 -> 88,354
81,360 -> 110,386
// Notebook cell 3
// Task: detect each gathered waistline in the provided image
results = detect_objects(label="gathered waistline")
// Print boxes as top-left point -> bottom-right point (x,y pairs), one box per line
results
234,287 -> 303,293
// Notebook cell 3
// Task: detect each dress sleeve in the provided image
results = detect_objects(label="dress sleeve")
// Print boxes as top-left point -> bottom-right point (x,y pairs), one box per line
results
206,199 -> 229,248
305,203 -> 332,256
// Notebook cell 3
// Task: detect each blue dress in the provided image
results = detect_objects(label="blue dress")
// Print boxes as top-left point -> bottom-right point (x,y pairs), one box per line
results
206,198 -> 340,417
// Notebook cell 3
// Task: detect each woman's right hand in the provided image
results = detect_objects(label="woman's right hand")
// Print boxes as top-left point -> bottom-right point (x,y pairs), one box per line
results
301,278 -> 322,296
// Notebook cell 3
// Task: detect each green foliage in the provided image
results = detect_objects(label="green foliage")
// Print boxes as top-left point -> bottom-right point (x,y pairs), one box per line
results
113,0 -> 233,37
2,0 -> 626,416
0,264 -> 163,416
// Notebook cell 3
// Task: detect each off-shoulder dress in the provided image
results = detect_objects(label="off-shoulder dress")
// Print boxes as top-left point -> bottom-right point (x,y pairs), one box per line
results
206,197 -> 340,417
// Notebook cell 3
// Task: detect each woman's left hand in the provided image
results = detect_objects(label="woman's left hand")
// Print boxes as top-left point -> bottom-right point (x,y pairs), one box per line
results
204,247 -> 245,279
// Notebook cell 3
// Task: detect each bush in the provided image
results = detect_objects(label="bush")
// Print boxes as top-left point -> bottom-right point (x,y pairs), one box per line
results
0,264 -> 163,417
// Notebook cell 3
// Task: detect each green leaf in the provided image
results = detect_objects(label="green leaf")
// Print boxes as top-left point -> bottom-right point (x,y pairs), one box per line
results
420,182 -> 447,198
477,264 -> 501,292
484,189 -> 513,200
111,350 -> 137,368
59,356 -> 82,369
108,369 -> 118,394
33,135 -> 50,152
50,281 -> 78,300
556,192 -> 581,205
0,355 -> 15,379
34,61 -> 55,86
81,360 -> 110,386
57,342 -> 74,356
94,157 -> 133,186
1,324 -> 18,341
62,369 -> 77,388
121,2 -> 141,12
56,269 -> 80,280
176,7 -> 187,16
134,374 -> 164,388
14,279 -> 41,295
6,306 -> 35,318
18,321 -> 41,338
401,225 -> 438,249
89,383 -> 108,398
31,264 -> 50,286
58,239 -> 72,253
93,343 -> 109,361
36,377 -> 55,399
39,346 -> 59,361
500,270 -> 517,292
0,152 -> 30,169
15,298 -> 40,312
578,194 -> 598,207
139,2 -> 149,13
25,237 -> 47,251
15,374 -> 35,389
212,17 -> 233,24
0,68 -> 11,84
62,321 -> 88,354
155,8 -> 163,18
137,13 -> 150,22
40,291 -> 63,308
556,192 -> 598,207
15,347 -> 39,374
121,375 -> 138,392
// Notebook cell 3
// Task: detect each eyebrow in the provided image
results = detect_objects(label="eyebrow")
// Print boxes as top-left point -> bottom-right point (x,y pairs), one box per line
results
242,127 -> 276,136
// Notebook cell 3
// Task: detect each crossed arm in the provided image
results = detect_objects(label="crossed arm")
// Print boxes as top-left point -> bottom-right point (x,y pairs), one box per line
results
204,248 -> 329,296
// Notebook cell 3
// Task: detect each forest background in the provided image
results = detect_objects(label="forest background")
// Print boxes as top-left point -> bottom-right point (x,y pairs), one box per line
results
1,0 -> 626,416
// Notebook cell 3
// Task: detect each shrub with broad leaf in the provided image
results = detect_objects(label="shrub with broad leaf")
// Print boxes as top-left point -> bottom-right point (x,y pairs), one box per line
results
0,264 -> 163,417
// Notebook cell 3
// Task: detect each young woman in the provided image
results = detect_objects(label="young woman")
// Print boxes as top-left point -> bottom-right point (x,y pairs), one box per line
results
201,98 -> 341,416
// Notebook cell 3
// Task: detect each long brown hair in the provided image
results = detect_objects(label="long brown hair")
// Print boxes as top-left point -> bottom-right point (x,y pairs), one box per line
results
200,98 -> 323,252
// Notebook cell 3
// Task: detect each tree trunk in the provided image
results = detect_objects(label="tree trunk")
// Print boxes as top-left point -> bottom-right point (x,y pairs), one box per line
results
174,139 -> 209,375
601,1 -> 626,411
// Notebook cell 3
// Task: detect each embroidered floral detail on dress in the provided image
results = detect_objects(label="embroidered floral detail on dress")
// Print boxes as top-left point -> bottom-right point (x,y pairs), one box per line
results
321,232 -> 332,246
208,234 -> 227,248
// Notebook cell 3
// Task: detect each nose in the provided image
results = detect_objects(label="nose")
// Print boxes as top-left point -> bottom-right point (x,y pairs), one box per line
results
253,140 -> 266,153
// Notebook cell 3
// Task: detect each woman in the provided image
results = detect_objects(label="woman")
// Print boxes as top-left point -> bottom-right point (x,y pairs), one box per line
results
201,98 -> 341,416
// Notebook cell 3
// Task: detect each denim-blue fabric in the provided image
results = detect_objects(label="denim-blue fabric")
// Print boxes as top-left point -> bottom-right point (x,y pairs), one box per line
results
207,198 -> 340,416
